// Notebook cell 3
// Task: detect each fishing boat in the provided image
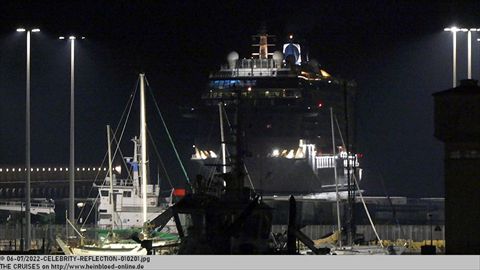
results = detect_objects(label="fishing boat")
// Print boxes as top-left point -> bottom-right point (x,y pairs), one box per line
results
57,73 -> 179,255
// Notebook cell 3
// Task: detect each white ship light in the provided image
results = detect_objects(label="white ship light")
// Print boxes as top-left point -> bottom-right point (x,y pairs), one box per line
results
320,69 -> 331,77
114,165 -> 122,174
16,28 -> 26,32
247,86 -> 252,92
209,151 -> 218,158
272,149 -> 280,157
31,29 -> 40,33
294,147 -> 305,159
76,202 -> 85,208
286,150 -> 295,159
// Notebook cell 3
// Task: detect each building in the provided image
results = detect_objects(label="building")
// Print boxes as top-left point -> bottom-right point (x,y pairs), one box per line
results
433,79 -> 480,254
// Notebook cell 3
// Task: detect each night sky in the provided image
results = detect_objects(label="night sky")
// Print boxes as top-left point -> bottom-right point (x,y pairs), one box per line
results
1,1 -> 480,197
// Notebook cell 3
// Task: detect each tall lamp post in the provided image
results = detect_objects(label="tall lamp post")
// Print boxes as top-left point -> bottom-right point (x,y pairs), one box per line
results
444,27 -> 467,87
17,27 -> 40,251
59,35 -> 85,232
467,29 -> 480,79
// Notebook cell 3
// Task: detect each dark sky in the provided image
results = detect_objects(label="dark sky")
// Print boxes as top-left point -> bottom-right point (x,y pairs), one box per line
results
1,1 -> 480,197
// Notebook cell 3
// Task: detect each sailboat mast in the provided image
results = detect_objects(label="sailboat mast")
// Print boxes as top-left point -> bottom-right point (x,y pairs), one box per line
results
343,80 -> 354,245
139,73 -> 148,225
107,125 -> 115,229
330,107 -> 342,247
218,102 -> 227,174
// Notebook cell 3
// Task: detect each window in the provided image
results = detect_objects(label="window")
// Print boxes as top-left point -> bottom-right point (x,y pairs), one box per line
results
99,214 -> 112,220
100,190 -> 109,197
123,191 -> 132,197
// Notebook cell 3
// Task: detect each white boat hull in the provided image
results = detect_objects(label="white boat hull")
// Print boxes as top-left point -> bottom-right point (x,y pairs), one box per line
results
56,238 -> 147,255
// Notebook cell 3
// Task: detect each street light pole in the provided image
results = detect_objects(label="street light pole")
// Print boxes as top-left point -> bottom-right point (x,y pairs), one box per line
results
17,27 -> 40,251
69,36 -> 75,228
59,35 -> 84,231
444,27 -> 467,87
25,29 -> 31,251
468,30 -> 472,79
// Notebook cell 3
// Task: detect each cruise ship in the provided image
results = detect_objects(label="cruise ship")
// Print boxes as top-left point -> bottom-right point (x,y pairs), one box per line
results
184,31 -> 360,196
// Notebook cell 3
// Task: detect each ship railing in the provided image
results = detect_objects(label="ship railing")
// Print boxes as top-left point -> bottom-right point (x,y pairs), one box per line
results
315,155 -> 336,169
315,155 -> 360,169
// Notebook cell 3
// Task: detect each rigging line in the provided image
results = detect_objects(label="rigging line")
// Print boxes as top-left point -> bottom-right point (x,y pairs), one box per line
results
79,194 -> 100,231
375,164 -> 404,236
111,131 -> 133,181
205,146 -> 222,189
146,126 -> 174,189
145,77 -> 190,184
352,173 -> 384,247
243,163 -> 256,192
110,81 -> 138,177
334,114 -> 346,148
78,80 -> 139,224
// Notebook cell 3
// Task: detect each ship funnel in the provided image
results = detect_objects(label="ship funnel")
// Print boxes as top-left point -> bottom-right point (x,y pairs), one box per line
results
227,51 -> 239,69
273,51 -> 283,68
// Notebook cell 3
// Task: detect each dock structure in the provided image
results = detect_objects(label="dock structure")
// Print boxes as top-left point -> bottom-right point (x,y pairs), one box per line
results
0,165 -> 106,199
0,201 -> 54,215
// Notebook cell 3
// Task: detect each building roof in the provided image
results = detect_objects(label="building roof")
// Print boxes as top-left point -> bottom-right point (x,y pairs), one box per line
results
433,79 -> 480,96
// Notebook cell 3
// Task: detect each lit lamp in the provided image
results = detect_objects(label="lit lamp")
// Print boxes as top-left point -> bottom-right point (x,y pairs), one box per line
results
17,27 -> 40,252
444,27 -> 467,87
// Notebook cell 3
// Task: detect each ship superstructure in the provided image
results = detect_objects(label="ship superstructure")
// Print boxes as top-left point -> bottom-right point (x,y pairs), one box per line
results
95,137 -> 166,228
186,31 -> 361,195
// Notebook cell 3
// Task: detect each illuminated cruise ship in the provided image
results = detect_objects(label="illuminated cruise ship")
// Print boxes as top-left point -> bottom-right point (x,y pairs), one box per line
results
184,31 -> 360,195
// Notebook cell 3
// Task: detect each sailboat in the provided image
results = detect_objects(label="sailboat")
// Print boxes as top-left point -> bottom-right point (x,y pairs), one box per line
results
323,107 -> 405,255
57,73 -> 178,255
